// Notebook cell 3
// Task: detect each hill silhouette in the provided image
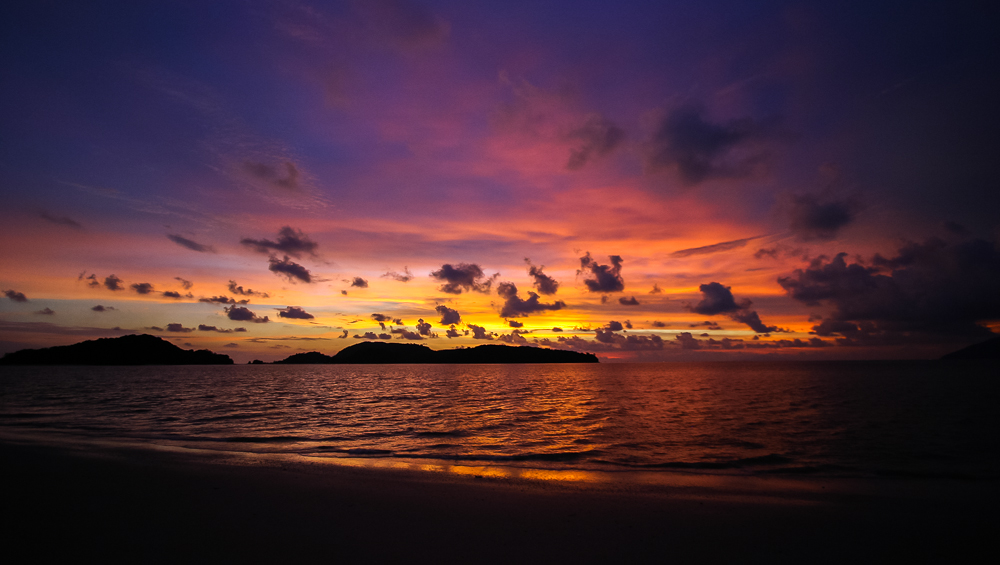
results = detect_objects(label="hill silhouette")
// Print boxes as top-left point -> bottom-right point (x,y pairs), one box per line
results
0,334 -> 233,365
274,341 -> 598,364
940,336 -> 1000,360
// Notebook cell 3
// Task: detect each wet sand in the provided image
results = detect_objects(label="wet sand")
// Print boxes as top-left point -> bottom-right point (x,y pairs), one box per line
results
2,434 -> 996,563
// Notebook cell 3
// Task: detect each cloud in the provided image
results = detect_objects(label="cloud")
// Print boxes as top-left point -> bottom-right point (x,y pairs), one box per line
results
91,305 -> 114,312
645,105 -> 775,185
350,277 -> 368,288
225,306 -> 270,323
430,263 -> 499,294
689,282 -> 779,333
82,274 -> 101,287
243,161 -> 300,190
566,114 -> 625,170
33,307 -> 55,315
278,306 -> 315,320
468,324 -> 493,340
104,275 -> 124,291
381,267 -> 414,282
391,327 -> 425,340
497,331 -> 528,344
39,211 -> 82,229
160,291 -> 180,299
268,255 -> 313,283
174,277 -> 193,290
619,296 -> 640,306
199,296 -> 249,305
241,226 -> 318,258
578,253 -> 625,293
649,284 -> 663,294
372,313 -> 402,325
339,330 -> 349,338
131,282 -> 155,295
508,320 -> 523,328
651,321 -> 667,328
224,343 -> 239,348
496,282 -> 565,318
445,326 -> 461,338
525,259 -> 559,295
675,332 -> 701,350
605,321 -> 624,332
3,290 -> 28,302
551,327 -> 563,332
198,325 -> 246,333
166,323 -> 194,333
415,319 -> 434,337
787,194 -> 857,241
228,281 -> 269,298
778,238 -> 1000,342
670,236 -> 763,258
435,305 -> 461,325
167,234 -> 215,253
354,332 -> 391,340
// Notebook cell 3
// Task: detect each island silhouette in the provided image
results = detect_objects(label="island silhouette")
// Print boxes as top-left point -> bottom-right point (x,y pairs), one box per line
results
0,334 -> 233,365
274,341 -> 598,364
940,336 -> 1000,360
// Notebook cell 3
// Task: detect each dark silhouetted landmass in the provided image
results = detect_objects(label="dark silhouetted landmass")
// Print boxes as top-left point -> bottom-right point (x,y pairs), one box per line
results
274,341 -> 598,364
941,336 -> 1000,360
0,334 -> 233,365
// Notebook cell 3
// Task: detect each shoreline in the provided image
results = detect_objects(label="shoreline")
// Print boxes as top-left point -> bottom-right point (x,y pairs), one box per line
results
3,432 -> 997,563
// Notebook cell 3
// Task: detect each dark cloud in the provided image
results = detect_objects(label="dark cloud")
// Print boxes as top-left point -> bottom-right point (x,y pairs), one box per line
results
354,332 -> 392,340
788,194 -> 857,241
199,296 -> 249,305
497,331 -> 528,344
223,343 -> 239,348
339,330 -> 349,338
605,321 -> 624,332
445,325 -> 461,338
225,306 -> 270,323
350,277 -> 368,288
649,284 -> 662,294
83,274 -> 100,287
268,255 -> 313,283
381,267 -> 414,282
243,161 -> 300,190
619,296 -> 640,306
651,321 -> 667,328
415,319 -> 434,337
39,211 -> 82,229
241,226 -> 318,258
228,281 -> 269,298
645,105 -> 775,185
566,114 -> 625,170
104,275 -> 124,291
468,324 -> 493,340
508,320 -> 523,328
371,313 -> 402,325
166,323 -> 194,333
391,327 -> 425,340
435,305 -> 461,325
591,329 -> 665,350
175,277 -> 193,290
198,325 -> 246,333
525,259 -> 559,295
91,305 -> 114,312
167,234 -> 215,253
689,282 -> 780,333
131,282 -> 154,295
578,253 -> 625,293
778,238 -> 1000,342
675,332 -> 701,350
278,306 -> 315,320
497,282 -> 565,318
730,310 -> 779,334
33,307 -> 55,315
3,290 -> 28,302
670,236 -> 761,258
624,320 -> 633,329
162,291 -> 182,299
430,263 -> 499,294
551,327 -> 563,332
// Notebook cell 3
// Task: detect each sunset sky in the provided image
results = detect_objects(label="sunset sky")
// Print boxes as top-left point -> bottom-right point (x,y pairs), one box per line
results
2,0 -> 998,362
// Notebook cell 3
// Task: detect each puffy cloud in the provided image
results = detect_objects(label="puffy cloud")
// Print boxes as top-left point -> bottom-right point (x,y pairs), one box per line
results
241,226 -> 318,258
551,327 -> 563,332
415,319 -> 434,337
497,282 -> 565,318
381,267 -> 414,282
391,327 -> 425,340
644,105 -> 775,185
525,259 -> 559,295
228,281 -> 269,298
166,323 -> 194,332
131,282 -> 154,295
268,255 -> 313,283
578,253 -> 624,293
39,211 -> 82,229
339,330 -> 349,338
468,324 -> 493,340
778,238 -> 1000,341
435,305 -> 461,325
91,305 -> 114,312
104,275 -> 124,291
508,320 -> 523,328
430,263 -> 499,294
278,306 -> 315,320
162,291 -> 182,299
175,277 -> 193,290
689,282 -> 779,333
675,332 -> 701,350
82,274 -> 101,287
787,194 -> 857,241
497,331 -> 528,344
167,234 -> 215,253
605,321 -> 624,332
649,284 -> 663,294
350,277 -> 368,288
591,329 -> 665,350
445,325 -> 461,338
619,296 -> 640,306
566,114 -> 625,170
33,307 -> 55,315
198,325 -> 246,333
372,313 -> 402,325
225,306 -> 270,323
651,321 -> 667,328
3,289 -> 28,302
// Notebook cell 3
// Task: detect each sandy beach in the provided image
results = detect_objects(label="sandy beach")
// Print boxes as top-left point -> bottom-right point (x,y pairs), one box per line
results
3,432 -> 995,564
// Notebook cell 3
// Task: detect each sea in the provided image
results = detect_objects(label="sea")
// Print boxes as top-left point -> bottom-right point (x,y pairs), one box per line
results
2,361 -> 998,480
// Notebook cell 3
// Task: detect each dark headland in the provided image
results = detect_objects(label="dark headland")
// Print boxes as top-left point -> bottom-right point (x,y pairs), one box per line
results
274,341 -> 599,364
0,334 -> 233,365
940,336 -> 1000,360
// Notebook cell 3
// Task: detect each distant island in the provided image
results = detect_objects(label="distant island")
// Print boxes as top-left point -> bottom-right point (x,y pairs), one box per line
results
273,341 -> 599,364
0,334 -> 233,365
940,336 -> 1000,360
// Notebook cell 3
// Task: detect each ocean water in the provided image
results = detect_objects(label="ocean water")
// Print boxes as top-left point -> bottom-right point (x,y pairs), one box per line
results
2,361 -> 998,479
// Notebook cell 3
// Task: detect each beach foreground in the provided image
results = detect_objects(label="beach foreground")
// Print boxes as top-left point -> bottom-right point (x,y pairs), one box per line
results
2,433 -> 995,564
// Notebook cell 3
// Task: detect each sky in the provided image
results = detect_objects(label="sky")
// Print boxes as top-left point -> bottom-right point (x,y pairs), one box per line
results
2,0 -> 999,362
